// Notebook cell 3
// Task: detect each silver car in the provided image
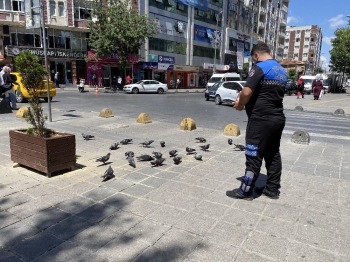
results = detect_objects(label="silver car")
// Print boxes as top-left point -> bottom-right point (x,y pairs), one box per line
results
214,81 -> 245,105
123,80 -> 168,94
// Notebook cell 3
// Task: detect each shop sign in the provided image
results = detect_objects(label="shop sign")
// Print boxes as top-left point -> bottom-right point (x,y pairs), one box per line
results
203,63 -> 228,71
6,46 -> 85,59
87,51 -> 138,63
148,54 -> 158,62
158,63 -> 174,70
174,65 -> 200,72
177,0 -> 208,11
138,62 -> 158,69
158,55 -> 175,64
194,24 -> 218,44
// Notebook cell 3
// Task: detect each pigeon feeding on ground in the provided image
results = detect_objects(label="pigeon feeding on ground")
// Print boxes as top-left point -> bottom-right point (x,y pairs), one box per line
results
228,138 -> 233,145
109,143 -> 120,150
152,151 -> 163,159
139,140 -> 154,147
160,141 -> 165,147
136,154 -> 154,161
127,155 -> 136,168
194,152 -> 203,161
82,133 -> 95,141
96,153 -> 111,165
101,165 -> 114,182
199,144 -> 210,151
186,147 -> 196,155
169,150 -> 178,157
195,137 -> 206,143
151,158 -> 165,167
234,144 -> 246,151
120,139 -> 133,145
173,156 -> 182,165
125,151 -> 135,158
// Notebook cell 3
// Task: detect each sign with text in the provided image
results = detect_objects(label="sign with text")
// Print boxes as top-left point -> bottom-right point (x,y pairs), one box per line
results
158,63 -> 174,70
6,46 -> 85,59
158,55 -> 175,64
177,0 -> 208,11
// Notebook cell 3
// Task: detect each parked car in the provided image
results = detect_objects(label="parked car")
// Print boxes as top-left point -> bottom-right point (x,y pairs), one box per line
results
123,80 -> 168,94
285,81 -> 297,96
214,81 -> 245,105
204,82 -> 221,101
10,72 -> 56,103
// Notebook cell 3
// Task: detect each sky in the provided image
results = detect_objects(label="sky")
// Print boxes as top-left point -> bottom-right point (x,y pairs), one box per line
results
287,0 -> 350,71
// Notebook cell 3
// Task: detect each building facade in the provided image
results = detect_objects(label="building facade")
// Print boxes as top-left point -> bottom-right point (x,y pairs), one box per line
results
284,25 -> 323,75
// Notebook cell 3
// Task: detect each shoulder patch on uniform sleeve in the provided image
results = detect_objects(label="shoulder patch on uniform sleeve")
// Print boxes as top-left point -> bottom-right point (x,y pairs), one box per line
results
249,69 -> 255,77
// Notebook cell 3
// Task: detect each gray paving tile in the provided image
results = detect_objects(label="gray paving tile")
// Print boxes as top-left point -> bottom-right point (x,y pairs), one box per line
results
55,196 -> 96,214
147,205 -> 187,226
121,198 -> 161,217
6,199 -> 52,219
122,184 -> 154,197
221,208 -> 260,229
0,185 -> 19,197
263,202 -> 301,222
0,211 -> 21,229
143,188 -> 178,204
0,191 -> 33,211
338,233 -> 350,256
286,241 -> 336,261
102,193 -> 137,210
0,249 -> 22,262
102,178 -> 134,191
167,193 -> 202,211
174,212 -> 216,235
256,216 -> 295,238
0,220 -> 41,247
206,221 -> 249,247
76,203 -> 117,223
99,210 -> 143,234
122,172 -> 149,182
192,200 -> 227,219
24,207 -> 72,230
234,249 -> 273,262
154,170 -> 179,180
132,246 -> 184,262
82,186 -> 118,201
140,177 -> 167,188
65,182 -> 99,194
23,184 -> 59,198
182,185 -> 213,198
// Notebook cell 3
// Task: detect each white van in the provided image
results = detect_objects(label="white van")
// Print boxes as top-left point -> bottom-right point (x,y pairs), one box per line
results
206,73 -> 241,88
300,75 -> 316,94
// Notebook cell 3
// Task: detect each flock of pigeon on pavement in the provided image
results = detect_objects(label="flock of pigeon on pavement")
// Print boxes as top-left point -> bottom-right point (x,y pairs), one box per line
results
81,133 -> 246,182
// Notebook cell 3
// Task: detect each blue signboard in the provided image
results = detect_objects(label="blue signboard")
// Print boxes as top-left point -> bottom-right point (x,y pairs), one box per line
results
138,62 -> 158,69
158,55 -> 175,64
177,0 -> 208,11
194,24 -> 215,44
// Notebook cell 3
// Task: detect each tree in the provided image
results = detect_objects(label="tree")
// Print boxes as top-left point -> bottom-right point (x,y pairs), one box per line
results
288,68 -> 297,80
329,27 -> 350,75
314,66 -> 324,74
87,0 -> 158,69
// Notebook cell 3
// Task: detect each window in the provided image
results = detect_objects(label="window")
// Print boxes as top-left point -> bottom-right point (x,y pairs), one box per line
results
303,53 -> 307,57
74,1 -> 93,20
294,53 -> 298,57
0,0 -> 11,10
286,31 -> 290,36
285,39 -> 288,43
310,54 -> 314,57
284,46 -> 288,50
177,3 -> 185,10
296,30 -> 300,34
305,29 -> 310,33
310,46 -> 315,49
12,0 -> 24,11
58,2 -> 64,16
50,1 -> 56,16
295,46 -> 299,49
295,38 -> 300,42
283,54 -> 287,58
304,45 -> 309,49
304,37 -> 309,42
310,37 -> 314,42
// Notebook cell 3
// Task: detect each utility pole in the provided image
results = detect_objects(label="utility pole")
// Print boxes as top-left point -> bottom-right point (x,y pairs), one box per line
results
213,11 -> 223,74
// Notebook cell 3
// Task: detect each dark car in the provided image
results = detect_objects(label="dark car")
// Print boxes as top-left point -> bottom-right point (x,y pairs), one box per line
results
285,81 -> 297,96
205,82 -> 221,101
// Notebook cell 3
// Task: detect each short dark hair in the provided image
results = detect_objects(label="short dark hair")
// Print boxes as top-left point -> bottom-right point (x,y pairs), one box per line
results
250,42 -> 270,56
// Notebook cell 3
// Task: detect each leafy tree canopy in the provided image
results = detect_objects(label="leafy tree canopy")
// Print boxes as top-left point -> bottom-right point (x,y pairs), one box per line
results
288,68 -> 297,80
329,26 -> 350,74
87,0 -> 158,69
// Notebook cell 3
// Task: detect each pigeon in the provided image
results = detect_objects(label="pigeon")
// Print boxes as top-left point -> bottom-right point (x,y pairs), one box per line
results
228,138 -> 233,145
194,152 -> 202,161
120,139 -> 133,145
160,141 -> 165,147
101,165 -> 114,182
169,150 -> 178,157
136,154 -> 154,161
139,140 -> 154,147
234,144 -> 246,151
82,133 -> 94,141
173,156 -> 182,165
151,158 -> 165,167
195,137 -> 206,143
109,143 -> 120,150
127,155 -> 136,168
186,147 -> 196,155
125,151 -> 135,158
199,144 -> 210,151
96,153 -> 111,165
152,151 -> 163,159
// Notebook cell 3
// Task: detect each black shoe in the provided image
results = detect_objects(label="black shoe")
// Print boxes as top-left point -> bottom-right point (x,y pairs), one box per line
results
226,188 -> 253,201
262,188 -> 280,199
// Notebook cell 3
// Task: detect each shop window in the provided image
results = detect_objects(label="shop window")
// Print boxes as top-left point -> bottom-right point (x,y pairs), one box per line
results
50,1 -> 56,16
34,34 -> 41,47
55,36 -> 65,49
58,2 -> 64,16
74,1 -> 92,20
11,33 -> 17,45
3,36 -> 10,46
70,37 -> 81,50
12,0 -> 24,11
17,33 -> 34,46
49,35 -> 55,48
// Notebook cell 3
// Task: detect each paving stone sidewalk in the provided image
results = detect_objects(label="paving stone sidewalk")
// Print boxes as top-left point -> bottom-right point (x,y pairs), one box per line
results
0,106 -> 350,261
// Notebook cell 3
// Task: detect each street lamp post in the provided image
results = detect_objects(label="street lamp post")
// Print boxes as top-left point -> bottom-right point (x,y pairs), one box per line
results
213,11 -> 223,74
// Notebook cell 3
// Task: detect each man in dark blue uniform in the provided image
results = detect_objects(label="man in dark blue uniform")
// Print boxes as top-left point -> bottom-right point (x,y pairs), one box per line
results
226,42 -> 287,200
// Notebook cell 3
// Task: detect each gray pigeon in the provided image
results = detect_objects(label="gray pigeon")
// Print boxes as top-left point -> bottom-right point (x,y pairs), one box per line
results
173,156 -> 182,165
194,152 -> 202,161
228,138 -> 233,145
186,147 -> 196,155
160,141 -> 165,147
199,144 -> 210,151
101,165 -> 114,182
234,144 -> 246,151
96,153 -> 111,165
139,140 -> 154,147
125,151 -> 135,158
127,155 -> 136,168
195,137 -> 206,143
169,150 -> 177,157
120,139 -> 133,145
109,143 -> 120,150
152,151 -> 163,159
136,154 -> 154,161
82,133 -> 94,141
151,158 -> 165,167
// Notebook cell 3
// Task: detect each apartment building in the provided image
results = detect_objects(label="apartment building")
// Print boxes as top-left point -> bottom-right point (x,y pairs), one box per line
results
283,25 -> 323,74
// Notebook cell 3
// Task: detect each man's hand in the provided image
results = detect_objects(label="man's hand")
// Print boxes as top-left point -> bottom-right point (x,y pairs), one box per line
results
232,92 -> 244,111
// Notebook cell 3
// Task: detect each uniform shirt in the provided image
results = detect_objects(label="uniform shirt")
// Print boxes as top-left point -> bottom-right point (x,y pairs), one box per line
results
245,59 -> 287,117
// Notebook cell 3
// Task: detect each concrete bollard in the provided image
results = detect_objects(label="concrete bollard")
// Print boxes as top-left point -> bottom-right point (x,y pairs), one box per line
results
294,106 -> 303,111
180,117 -> 196,131
223,123 -> 241,136
16,107 -> 29,118
291,130 -> 310,145
334,109 -> 345,115
99,108 -> 114,118
137,113 -> 152,124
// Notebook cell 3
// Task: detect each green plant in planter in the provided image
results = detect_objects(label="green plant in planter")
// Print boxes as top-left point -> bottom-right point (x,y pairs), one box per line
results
14,51 -> 49,137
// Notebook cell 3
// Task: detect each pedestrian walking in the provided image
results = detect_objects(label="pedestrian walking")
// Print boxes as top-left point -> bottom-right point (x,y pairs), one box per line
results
312,77 -> 323,100
54,72 -> 60,88
111,76 -> 117,92
117,76 -> 122,91
296,78 -> 304,99
176,78 -> 180,89
126,75 -> 131,85
226,42 -> 287,200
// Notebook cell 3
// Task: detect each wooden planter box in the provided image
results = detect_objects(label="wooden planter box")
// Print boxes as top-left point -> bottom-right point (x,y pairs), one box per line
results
9,130 -> 76,178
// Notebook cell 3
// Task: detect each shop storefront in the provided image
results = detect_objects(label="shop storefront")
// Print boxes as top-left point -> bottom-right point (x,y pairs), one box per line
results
5,46 -> 85,85
202,63 -> 230,85
168,65 -> 202,89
